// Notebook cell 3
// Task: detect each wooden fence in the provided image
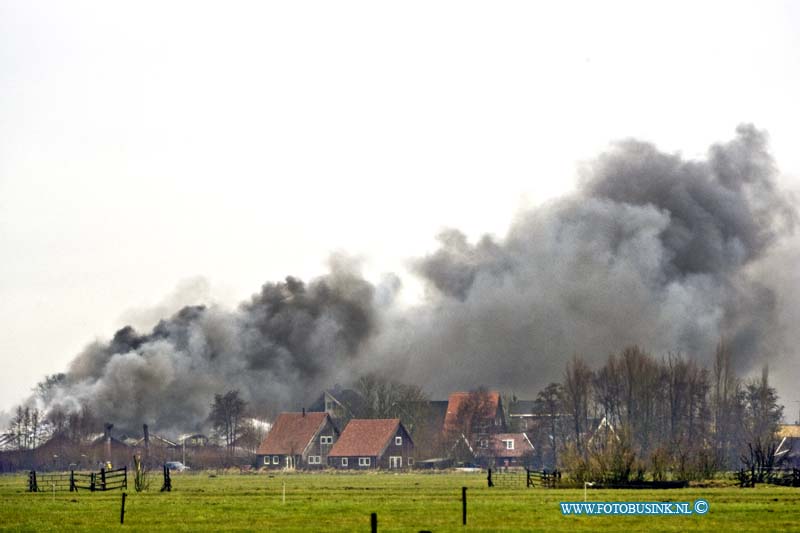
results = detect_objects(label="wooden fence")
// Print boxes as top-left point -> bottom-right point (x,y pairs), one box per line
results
486,468 -> 561,488
737,467 -> 800,487
28,467 -> 127,493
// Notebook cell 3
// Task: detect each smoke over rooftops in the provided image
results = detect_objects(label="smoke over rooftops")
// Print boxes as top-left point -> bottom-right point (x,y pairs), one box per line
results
28,125 -> 799,433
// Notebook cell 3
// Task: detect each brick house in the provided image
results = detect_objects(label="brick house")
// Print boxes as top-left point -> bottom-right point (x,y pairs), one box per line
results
477,433 -> 535,468
256,412 -> 339,470
327,419 -> 414,470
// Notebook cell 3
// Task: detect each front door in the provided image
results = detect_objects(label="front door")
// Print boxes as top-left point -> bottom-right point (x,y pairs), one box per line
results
389,456 -> 402,469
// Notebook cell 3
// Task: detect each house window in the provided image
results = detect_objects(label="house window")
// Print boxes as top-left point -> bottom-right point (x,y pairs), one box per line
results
503,439 -> 514,450
395,436 -> 402,446
320,435 -> 333,445
264,456 -> 269,465
272,456 -> 279,464
479,439 -> 489,448
358,457 -> 370,467
408,457 -> 414,466
308,456 -> 321,464
341,458 -> 348,466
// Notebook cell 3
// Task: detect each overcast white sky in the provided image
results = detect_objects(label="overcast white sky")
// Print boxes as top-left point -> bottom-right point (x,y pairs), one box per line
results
1,1 -> 799,414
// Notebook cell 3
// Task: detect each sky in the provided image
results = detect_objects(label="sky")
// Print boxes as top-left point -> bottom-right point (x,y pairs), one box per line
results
1,1 -> 800,417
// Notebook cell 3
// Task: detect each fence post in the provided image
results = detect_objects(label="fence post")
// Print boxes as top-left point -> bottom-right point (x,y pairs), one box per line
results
123,466 -> 128,490
101,468 -> 106,491
70,470 -> 75,492
462,487 -> 467,526
370,512 -> 377,533
90,472 -> 96,492
487,468 -> 493,487
120,492 -> 127,524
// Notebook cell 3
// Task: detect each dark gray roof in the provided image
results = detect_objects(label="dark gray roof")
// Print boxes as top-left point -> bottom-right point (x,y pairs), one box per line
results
308,388 -> 368,419
508,400 -> 537,416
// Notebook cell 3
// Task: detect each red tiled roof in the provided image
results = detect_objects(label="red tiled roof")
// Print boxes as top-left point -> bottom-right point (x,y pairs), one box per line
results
443,391 -> 501,433
257,412 -> 328,455
328,419 -> 401,457
489,433 -> 533,458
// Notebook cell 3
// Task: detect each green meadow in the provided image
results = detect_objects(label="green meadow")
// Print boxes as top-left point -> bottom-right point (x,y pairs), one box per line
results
1,472 -> 798,532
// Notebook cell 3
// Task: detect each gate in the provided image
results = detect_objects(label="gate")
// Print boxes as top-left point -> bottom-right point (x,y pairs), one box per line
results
487,468 -> 561,488
28,467 -> 128,493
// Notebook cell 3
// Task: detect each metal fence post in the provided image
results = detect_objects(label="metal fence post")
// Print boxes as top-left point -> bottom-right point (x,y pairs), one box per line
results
462,487 -> 467,525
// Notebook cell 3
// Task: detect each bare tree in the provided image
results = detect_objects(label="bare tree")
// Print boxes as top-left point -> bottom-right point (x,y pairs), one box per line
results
533,382 -> 563,469
209,390 -> 247,453
563,356 -> 593,454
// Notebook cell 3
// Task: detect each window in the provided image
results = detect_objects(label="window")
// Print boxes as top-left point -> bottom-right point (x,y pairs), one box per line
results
320,435 -> 333,445
479,439 -> 489,448
263,456 -> 269,465
358,457 -> 371,467
389,456 -> 402,468
408,457 -> 414,466
308,455 -> 321,464
395,436 -> 402,446
503,439 -> 514,450
341,458 -> 348,466
272,456 -> 279,464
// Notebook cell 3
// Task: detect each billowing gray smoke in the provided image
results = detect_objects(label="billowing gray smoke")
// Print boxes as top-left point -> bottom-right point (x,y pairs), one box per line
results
44,256 -> 377,432
375,124 -> 795,393
30,124 -> 798,432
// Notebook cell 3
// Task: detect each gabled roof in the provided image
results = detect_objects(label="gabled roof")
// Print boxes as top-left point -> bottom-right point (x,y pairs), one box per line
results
309,388 -> 368,419
328,419 -> 405,457
134,434 -> 178,448
257,412 -> 329,455
443,391 -> 502,433
489,433 -> 534,458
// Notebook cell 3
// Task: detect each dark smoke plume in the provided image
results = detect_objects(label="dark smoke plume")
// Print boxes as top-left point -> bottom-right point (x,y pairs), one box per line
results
375,124 -> 795,393
44,256 -> 378,433
26,125 -> 798,433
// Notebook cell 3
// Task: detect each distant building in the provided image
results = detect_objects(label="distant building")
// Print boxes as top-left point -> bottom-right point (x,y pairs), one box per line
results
776,424 -> 800,468
479,433 -> 535,468
308,388 -> 368,430
328,419 -> 414,470
507,400 -> 537,431
256,412 -> 339,470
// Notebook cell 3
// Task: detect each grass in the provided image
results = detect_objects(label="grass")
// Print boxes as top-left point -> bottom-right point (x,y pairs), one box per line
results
1,471 -> 799,532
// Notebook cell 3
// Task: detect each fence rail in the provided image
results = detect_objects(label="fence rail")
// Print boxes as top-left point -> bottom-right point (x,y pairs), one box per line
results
28,467 -> 127,493
486,468 -> 561,488
737,467 -> 800,487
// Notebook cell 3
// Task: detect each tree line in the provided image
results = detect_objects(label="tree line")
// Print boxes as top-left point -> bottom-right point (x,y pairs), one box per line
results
525,343 -> 786,482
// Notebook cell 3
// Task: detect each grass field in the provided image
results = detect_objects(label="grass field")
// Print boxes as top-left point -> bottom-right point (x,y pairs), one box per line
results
1,471 -> 799,532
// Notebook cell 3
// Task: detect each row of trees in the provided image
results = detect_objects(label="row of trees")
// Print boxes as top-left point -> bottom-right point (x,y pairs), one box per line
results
525,344 -> 785,481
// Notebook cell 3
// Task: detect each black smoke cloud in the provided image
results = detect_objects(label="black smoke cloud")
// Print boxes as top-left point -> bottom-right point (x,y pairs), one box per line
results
30,125 -> 798,432
46,256 -> 377,432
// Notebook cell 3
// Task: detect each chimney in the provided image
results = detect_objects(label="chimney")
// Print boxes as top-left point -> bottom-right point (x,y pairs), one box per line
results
143,424 -> 150,451
104,423 -> 113,461
302,408 -> 305,417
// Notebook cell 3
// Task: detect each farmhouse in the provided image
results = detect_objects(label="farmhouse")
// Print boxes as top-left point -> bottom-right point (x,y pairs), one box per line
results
327,419 -> 414,469
256,412 -> 339,470
479,433 -> 535,467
